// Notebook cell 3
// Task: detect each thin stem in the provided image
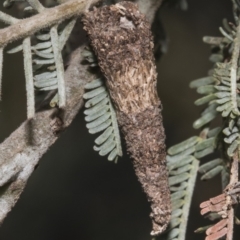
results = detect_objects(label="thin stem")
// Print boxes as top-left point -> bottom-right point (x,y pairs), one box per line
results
177,159 -> 199,240
230,23 -> 240,115
50,25 -> 66,108
27,0 -> 45,12
23,37 -> 35,119
226,151 -> 239,240
0,0 -> 101,47
0,47 -> 3,100
0,11 -> 19,25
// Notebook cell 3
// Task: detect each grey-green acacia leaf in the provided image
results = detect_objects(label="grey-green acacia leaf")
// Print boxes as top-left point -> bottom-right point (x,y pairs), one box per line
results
199,159 -> 223,174
108,148 -> 118,161
221,79 -> 231,86
209,54 -> 223,63
83,86 -> 106,99
170,182 -> 188,192
194,146 -> 214,158
197,85 -> 215,94
99,139 -> 116,156
227,139 -> 239,156
168,136 -> 199,155
214,68 -> 230,77
166,228 -> 179,240
172,199 -> 185,211
94,134 -> 115,151
85,78 -> 103,89
34,71 -> 57,81
215,97 -> 231,104
222,106 -> 232,117
36,33 -> 51,41
172,209 -> 182,218
85,105 -> 109,122
223,127 -> 232,136
221,168 -> 230,189
201,165 -> 223,180
216,101 -> 232,112
167,149 -> 196,165
169,173 -> 190,186
86,112 -> 111,129
194,225 -> 213,234
32,41 -> 52,50
33,58 -> 55,65
214,85 -> 230,91
39,85 -> 58,91
165,159 -> 199,240
201,103 -> 218,117
85,92 -> 108,108
34,49 -> 54,59
215,91 -> 231,98
171,191 -> 186,201
168,218 -> 181,230
94,127 -> 113,145
208,127 -> 221,137
84,77 -> 122,162
193,112 -> 217,129
224,132 -> 239,144
194,94 -> 216,106
189,77 -> 214,88
170,164 -> 192,176
219,26 -> 234,41
34,78 -> 58,88
203,36 -> 224,45
195,137 -> 215,151
168,155 -> 195,169
7,44 -> 23,53
89,119 -> 112,134
84,98 -> 109,115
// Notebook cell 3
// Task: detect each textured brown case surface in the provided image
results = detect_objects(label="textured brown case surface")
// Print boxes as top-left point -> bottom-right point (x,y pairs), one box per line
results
82,2 -> 171,235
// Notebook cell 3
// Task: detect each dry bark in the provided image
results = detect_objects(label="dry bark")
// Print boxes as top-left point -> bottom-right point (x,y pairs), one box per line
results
82,2 -> 171,235
0,45 -> 97,224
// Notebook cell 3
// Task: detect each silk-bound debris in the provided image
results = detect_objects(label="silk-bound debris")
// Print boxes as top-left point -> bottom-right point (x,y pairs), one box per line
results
82,1 -> 171,236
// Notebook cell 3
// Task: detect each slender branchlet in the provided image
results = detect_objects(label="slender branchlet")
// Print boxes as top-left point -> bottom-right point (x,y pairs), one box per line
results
50,25 -> 66,108
230,23 -> 240,115
0,0 -> 102,47
0,47 -> 3,100
27,0 -> 45,12
0,11 -> 19,25
226,151 -> 239,240
23,37 -> 35,119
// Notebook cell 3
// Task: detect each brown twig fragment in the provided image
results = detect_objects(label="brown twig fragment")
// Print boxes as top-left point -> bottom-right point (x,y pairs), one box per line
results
82,2 -> 170,236
0,0 -> 102,47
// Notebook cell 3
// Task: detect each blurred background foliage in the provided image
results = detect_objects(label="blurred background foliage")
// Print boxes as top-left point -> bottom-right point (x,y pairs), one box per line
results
0,0 -> 239,239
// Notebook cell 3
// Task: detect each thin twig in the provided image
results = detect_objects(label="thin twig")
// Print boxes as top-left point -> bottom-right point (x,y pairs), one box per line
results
230,23 -> 240,115
0,47 -> 3,100
226,151 -> 239,240
23,37 -> 35,119
50,25 -> 66,108
27,0 -> 45,12
0,0 -> 101,47
0,11 -> 19,25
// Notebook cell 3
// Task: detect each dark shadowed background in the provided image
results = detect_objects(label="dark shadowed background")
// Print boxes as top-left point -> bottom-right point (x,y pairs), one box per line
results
0,0 -> 239,240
